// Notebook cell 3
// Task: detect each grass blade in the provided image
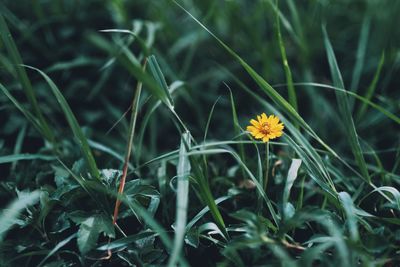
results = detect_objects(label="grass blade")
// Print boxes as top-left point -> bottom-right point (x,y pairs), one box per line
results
350,15 -> 371,96
0,153 -> 55,164
147,55 -> 174,107
275,0 -> 298,114
0,191 -> 41,242
37,233 -> 77,267
356,52 -> 385,121
168,132 -> 191,267
338,192 -> 359,242
24,65 -> 99,179
322,26 -> 370,182
282,159 -> 302,220
0,14 -> 55,143
0,83 -> 45,136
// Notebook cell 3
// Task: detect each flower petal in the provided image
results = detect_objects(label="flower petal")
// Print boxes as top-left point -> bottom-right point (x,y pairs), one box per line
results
250,119 -> 260,127
255,132 -> 265,139
261,113 -> 268,123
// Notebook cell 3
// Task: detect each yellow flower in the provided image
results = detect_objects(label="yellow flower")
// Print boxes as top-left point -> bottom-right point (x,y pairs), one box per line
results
246,113 -> 284,143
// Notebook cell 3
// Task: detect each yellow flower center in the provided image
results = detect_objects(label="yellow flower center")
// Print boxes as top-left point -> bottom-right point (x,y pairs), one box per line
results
260,122 -> 270,134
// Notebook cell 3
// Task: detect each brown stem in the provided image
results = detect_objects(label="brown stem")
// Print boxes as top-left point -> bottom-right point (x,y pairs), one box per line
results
112,59 -> 147,226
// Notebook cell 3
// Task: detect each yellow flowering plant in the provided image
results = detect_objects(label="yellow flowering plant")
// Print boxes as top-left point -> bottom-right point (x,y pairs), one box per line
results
247,113 -> 284,143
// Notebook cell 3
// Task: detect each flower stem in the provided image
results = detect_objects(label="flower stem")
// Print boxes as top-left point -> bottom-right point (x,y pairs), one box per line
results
264,142 -> 270,192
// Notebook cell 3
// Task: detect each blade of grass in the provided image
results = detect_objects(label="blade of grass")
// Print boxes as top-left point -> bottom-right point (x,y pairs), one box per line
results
24,65 -> 99,179
147,55 -> 174,107
0,190 -> 41,242
0,14 -> 55,144
356,52 -> 385,121
322,26 -> 370,182
187,150 -> 229,239
0,154 -> 55,164
0,83 -> 45,136
168,132 -> 191,267
10,123 -> 27,172
350,15 -> 371,97
226,85 -> 247,180
275,0 -> 298,115
282,159 -> 302,221
338,192 -> 359,243
37,233 -> 77,267
202,96 -> 221,175
277,81 -> 399,124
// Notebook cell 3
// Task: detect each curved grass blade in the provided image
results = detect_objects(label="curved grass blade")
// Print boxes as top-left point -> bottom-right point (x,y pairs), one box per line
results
0,190 -> 41,242
186,196 -> 231,231
282,159 -> 302,220
284,82 -> 399,124
10,123 -> 26,172
37,233 -> 77,267
322,26 -> 370,182
0,153 -> 55,164
88,139 -> 133,170
23,65 -> 99,179
147,55 -> 174,107
0,83 -> 45,137
0,14 -> 55,143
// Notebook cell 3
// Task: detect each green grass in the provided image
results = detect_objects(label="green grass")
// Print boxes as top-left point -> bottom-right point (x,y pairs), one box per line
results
0,0 -> 399,266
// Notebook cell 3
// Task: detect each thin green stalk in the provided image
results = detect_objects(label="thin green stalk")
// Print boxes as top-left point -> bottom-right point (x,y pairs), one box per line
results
264,142 -> 270,192
296,175 -> 305,210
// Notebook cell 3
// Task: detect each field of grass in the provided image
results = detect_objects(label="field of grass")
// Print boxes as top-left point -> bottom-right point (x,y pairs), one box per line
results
1,0 -> 399,266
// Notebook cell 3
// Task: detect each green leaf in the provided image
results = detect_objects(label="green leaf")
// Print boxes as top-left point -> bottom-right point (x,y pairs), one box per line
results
77,217 -> 102,254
